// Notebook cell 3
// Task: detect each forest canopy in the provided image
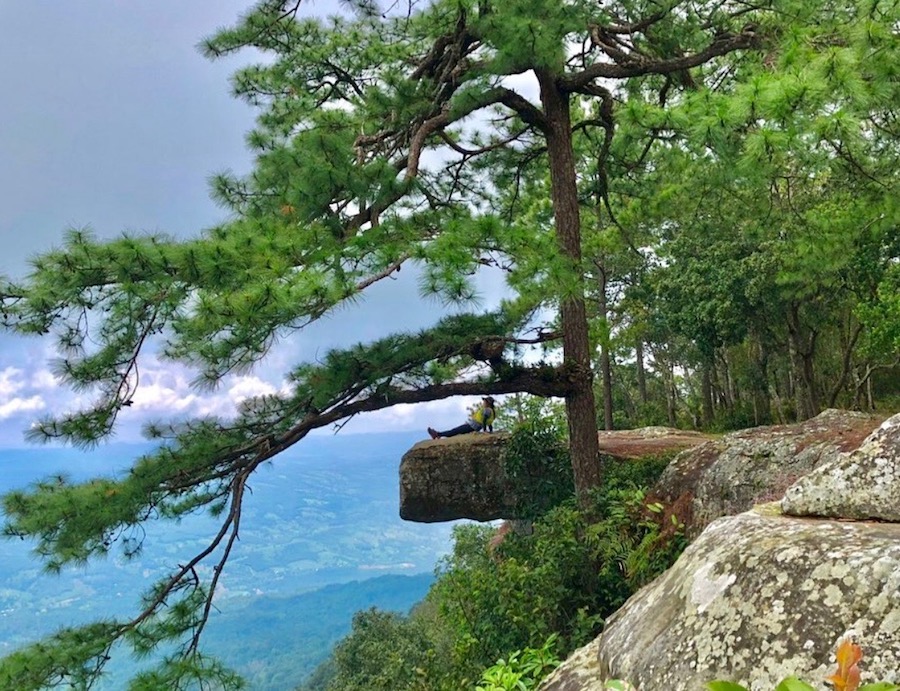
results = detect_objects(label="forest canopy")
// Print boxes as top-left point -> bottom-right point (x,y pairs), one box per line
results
0,0 -> 897,687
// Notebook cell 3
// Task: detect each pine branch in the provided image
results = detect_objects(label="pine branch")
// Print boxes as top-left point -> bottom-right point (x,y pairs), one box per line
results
564,27 -> 762,88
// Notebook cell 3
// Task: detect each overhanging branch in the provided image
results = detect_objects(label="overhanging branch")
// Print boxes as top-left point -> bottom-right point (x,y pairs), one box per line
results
563,28 -> 760,89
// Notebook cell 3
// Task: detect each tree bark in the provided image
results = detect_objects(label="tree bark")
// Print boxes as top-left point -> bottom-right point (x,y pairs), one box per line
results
635,338 -> 648,405
827,317 -> 862,407
786,303 -> 820,420
536,69 -> 601,500
750,335 -> 772,425
599,344 -> 614,430
700,360 -> 714,428
666,366 -> 678,427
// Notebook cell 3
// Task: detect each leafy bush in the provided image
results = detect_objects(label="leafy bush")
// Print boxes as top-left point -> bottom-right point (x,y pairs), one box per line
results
504,421 -> 574,520
425,453 -> 683,688
474,635 -> 561,691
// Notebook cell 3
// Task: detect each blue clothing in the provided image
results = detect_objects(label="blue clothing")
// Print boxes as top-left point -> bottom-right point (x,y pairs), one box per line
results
437,422 -> 478,437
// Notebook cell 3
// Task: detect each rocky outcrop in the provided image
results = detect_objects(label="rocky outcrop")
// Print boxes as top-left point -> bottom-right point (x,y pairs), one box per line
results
782,414 -> 900,522
400,427 -> 710,523
540,411 -> 900,691
651,409 -> 883,535
400,433 -> 514,523
597,427 -> 711,460
541,510 -> 900,690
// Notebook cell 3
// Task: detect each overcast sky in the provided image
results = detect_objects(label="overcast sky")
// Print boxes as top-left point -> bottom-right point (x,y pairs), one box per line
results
0,1 -> 495,446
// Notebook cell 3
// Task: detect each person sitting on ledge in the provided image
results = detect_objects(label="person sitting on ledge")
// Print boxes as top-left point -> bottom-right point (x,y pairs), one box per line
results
428,396 -> 496,439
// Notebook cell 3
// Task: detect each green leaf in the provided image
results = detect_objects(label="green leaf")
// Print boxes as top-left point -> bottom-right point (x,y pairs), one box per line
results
604,681 -> 636,691
773,678 -> 817,691
706,682 -> 749,691
859,684 -> 900,691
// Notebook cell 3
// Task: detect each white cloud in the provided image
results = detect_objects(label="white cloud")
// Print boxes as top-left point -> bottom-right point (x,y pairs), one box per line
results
130,366 -> 198,413
0,394 -> 45,420
193,375 -> 279,418
0,367 -> 25,397
30,369 -> 59,390
228,376 -> 277,402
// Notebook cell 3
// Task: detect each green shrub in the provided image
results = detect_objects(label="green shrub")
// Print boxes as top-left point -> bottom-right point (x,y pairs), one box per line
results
428,454 -> 684,687
504,422 -> 574,520
474,635 -> 561,691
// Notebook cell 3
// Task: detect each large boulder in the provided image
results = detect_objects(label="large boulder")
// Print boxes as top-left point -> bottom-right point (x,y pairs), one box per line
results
650,409 -> 883,535
540,510 -> 900,690
400,427 -> 710,523
782,414 -> 900,522
540,411 -> 900,691
400,433 -> 514,523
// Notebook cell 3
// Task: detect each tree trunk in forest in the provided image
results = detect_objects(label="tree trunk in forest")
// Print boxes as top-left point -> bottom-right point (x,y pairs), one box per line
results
787,304 -> 820,420
827,319 -> 863,407
600,344 -> 613,430
750,335 -> 772,425
700,360 -> 714,428
636,338 -> 648,405
659,357 -> 677,427
537,70 -> 601,500
716,350 -> 736,414
667,373 -> 678,427
596,262 -> 614,431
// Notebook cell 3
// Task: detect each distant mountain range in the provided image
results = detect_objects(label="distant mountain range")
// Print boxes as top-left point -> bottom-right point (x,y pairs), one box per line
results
0,431 -> 459,689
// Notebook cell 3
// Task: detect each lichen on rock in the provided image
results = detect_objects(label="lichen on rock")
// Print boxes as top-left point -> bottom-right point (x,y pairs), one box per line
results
650,409 -> 884,535
540,510 -> 900,691
782,412 -> 900,522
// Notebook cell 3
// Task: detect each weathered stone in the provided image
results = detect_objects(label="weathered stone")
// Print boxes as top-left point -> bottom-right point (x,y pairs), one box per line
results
651,409 -> 883,535
540,510 -> 900,691
597,427 -> 711,460
783,413 -> 900,522
400,427 -> 711,523
400,433 -> 514,522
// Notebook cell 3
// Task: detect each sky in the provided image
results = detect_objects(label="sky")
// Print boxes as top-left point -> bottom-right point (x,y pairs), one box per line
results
0,1 -> 500,446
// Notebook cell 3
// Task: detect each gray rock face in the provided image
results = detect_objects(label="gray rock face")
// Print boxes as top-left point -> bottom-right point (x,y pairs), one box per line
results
540,510 -> 900,691
783,413 -> 900,522
651,409 -> 883,535
400,433 -> 515,522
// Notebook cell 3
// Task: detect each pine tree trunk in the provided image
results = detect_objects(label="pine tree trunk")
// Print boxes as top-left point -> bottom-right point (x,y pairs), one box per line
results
827,319 -> 862,407
600,344 -> 613,430
537,69 -> 601,500
752,340 -> 772,425
717,350 -> 736,414
660,356 -> 677,426
635,338 -> 648,405
700,360 -> 714,428
667,371 -> 678,427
